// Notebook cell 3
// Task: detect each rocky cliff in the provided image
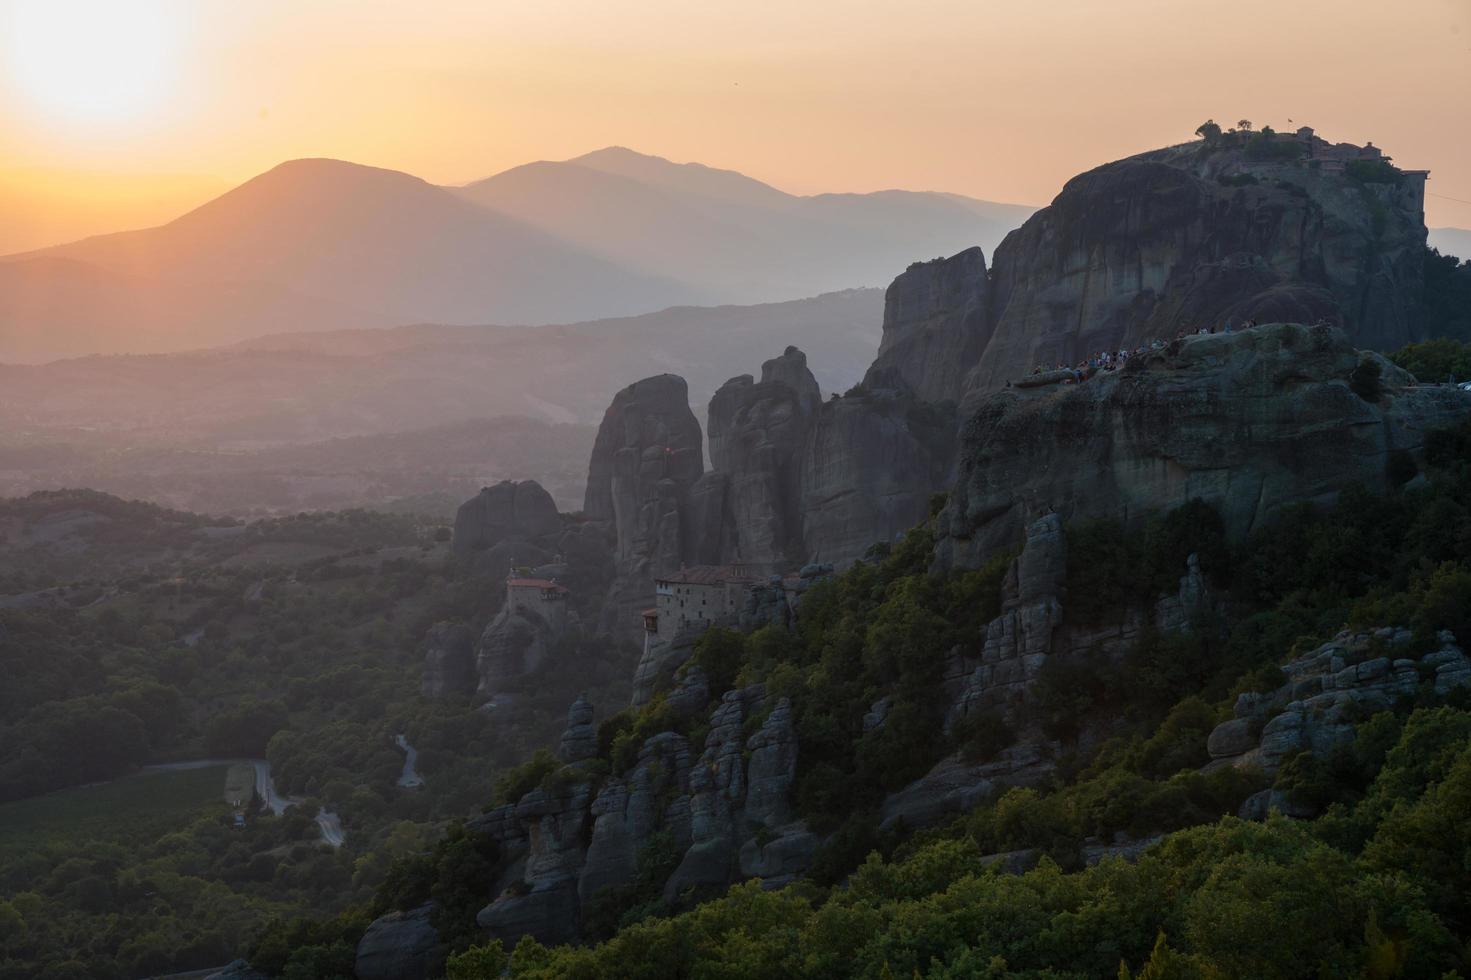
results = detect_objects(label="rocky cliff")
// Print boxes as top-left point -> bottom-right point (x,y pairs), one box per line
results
583,375 -> 707,634
845,135 -> 1434,409
937,323 -> 1471,571
704,346 -> 821,570
800,374 -> 954,565
865,246 -> 989,405
451,480 -> 562,572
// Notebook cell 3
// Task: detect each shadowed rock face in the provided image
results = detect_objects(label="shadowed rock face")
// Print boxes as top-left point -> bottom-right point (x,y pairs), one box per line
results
584,374 -> 706,634
963,146 -> 1430,399
937,323 -> 1471,571
706,347 -> 822,570
452,480 -> 562,558
801,373 -> 955,567
866,246 -> 989,404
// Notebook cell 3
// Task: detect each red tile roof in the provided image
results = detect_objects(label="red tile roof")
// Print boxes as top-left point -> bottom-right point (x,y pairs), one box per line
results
507,578 -> 569,593
657,564 -> 756,586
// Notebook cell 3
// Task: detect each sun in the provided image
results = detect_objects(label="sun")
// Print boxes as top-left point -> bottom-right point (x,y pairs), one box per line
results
5,0 -> 179,124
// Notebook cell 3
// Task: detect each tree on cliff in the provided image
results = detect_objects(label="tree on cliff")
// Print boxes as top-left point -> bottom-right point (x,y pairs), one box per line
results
1194,119 -> 1222,143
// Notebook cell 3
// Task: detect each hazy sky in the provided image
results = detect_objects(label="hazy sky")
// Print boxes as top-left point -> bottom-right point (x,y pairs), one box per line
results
2,0 -> 1468,252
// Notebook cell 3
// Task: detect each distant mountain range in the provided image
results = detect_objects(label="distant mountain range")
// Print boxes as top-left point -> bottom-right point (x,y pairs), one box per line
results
0,148 -> 1033,362
1429,227 -> 1471,261
0,289 -> 882,515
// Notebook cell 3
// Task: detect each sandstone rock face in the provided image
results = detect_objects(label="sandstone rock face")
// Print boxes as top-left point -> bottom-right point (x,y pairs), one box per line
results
452,480 -> 561,558
938,324 -> 1471,572
801,376 -> 955,568
706,347 -> 822,570
584,374 -> 705,636
964,146 -> 1430,397
1206,628 -> 1470,779
354,904 -> 440,980
866,247 -> 989,404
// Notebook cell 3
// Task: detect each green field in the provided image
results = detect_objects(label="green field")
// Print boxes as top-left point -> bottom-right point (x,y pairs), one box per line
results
0,765 -> 229,860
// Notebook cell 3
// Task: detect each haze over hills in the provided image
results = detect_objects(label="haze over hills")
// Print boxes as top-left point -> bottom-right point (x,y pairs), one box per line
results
456,147 -> 1035,298
0,289 -> 881,515
1430,226 -> 1471,260
0,148 -> 1033,363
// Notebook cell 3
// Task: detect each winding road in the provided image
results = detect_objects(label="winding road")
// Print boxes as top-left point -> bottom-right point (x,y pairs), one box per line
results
394,734 -> 423,789
142,757 -> 343,847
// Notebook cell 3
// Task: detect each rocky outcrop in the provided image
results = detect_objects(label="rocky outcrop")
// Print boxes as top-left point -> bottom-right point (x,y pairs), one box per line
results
963,141 -> 1431,397
476,697 -> 603,947
354,904 -> 440,980
473,681 -> 808,945
865,247 -> 989,404
475,604 -> 560,699
1207,628 -> 1471,779
801,373 -> 955,567
579,732 -> 693,903
706,347 -> 822,570
453,481 -> 562,560
945,514 -> 1065,726
420,622 -> 477,700
938,324 -> 1471,571
557,695 -> 597,763
584,375 -> 706,636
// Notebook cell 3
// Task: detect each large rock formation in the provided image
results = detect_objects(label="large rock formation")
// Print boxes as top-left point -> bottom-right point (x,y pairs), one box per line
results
865,246 -> 989,404
705,347 -> 822,570
801,372 -> 955,566
472,683 -> 806,946
453,480 -> 562,560
353,905 -> 441,980
1207,628 -> 1471,782
584,375 -> 707,635
475,602 -> 561,700
962,138 -> 1431,398
938,324 -> 1471,571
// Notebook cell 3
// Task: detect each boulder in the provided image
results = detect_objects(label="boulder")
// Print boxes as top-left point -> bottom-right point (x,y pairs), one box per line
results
354,904 -> 440,980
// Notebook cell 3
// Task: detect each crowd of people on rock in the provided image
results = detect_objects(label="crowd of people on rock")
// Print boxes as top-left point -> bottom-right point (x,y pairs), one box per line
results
1024,317 -> 1263,385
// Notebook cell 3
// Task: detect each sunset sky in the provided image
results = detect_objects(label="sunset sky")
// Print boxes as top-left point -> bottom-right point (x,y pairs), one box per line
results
2,0 -> 1468,253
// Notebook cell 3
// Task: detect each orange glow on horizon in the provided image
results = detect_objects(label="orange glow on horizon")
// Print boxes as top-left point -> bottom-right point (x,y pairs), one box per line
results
0,0 -> 1468,254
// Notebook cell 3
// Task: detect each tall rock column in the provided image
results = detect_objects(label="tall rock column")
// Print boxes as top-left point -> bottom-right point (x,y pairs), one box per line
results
584,374 -> 706,637
705,346 -> 822,571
